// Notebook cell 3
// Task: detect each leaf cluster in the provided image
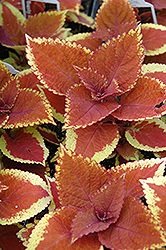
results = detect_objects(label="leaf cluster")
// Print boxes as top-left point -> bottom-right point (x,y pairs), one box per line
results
1,0 -> 166,249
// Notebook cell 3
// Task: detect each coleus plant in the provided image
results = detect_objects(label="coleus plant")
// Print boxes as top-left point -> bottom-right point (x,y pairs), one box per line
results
0,60 -> 55,165
25,0 -> 166,163
1,0 -> 166,249
1,145 -> 166,249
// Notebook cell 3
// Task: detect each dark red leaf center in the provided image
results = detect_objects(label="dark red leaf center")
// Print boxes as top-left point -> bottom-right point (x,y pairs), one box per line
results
94,205 -> 114,222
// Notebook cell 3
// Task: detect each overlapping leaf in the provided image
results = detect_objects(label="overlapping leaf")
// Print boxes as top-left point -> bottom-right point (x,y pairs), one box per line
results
108,158 -> 165,198
3,88 -> 54,129
67,11 -> 94,28
17,69 -> 41,90
95,0 -> 137,31
126,119 -> 166,152
38,85 -> 65,121
23,10 -> 66,38
71,174 -> 125,242
0,127 -> 49,165
29,1 -> 45,15
37,126 -> 60,145
98,196 -> 166,250
0,76 -> 19,128
55,145 -> 111,208
116,139 -> 140,161
65,121 -> 119,162
26,206 -> 101,250
89,27 -> 144,93
0,78 -> 19,112
64,84 -> 120,129
142,63 -> 166,85
141,176 -> 166,233
2,155 -> 46,180
26,36 -> 92,95
0,169 -> 50,225
112,76 -> 166,121
0,1 -> 26,47
0,26 -> 14,46
66,32 -> 102,51
142,23 -> 166,56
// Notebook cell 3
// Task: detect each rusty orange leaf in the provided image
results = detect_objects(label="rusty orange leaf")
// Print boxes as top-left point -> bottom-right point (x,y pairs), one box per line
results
0,169 -> 50,225
26,36 -> 92,95
112,76 -> 166,121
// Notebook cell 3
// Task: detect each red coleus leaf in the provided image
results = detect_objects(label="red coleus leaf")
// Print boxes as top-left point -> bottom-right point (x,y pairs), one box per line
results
0,224 -> 25,250
55,145 -> 111,208
37,126 -> 60,145
0,127 -> 49,165
17,69 -> 41,90
41,87 -> 65,116
4,88 -> 54,129
67,11 -> 94,28
141,176 -> 166,233
126,119 -> 166,152
0,2 -> 25,47
30,1 -> 45,15
0,76 -> 19,128
64,84 -> 120,129
0,78 -> 19,112
142,23 -> 166,56
108,158 -> 165,198
0,169 -> 50,225
23,10 -> 66,38
116,139 -> 140,161
98,196 -> 166,250
95,0 -> 137,31
89,27 -> 144,93
112,76 -> 166,121
71,174 -> 125,242
26,206 -> 101,250
26,36 -> 92,95
2,155 -> 46,180
65,121 -> 119,162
